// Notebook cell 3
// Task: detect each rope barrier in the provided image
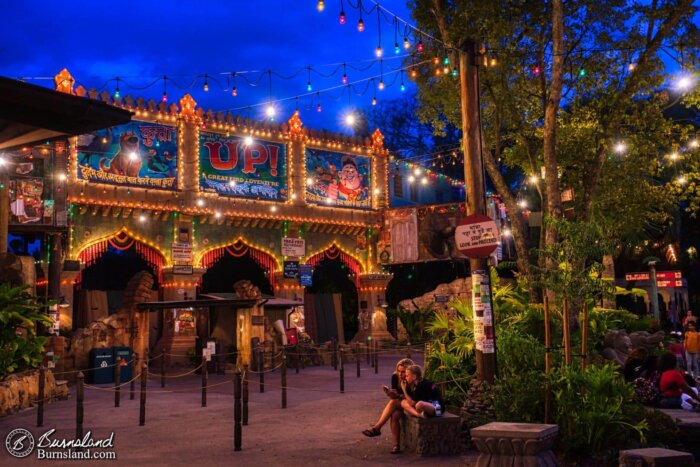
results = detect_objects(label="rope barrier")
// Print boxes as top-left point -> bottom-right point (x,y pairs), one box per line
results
83,370 -> 142,391
147,363 -> 204,379
50,358 -> 136,376
247,361 -> 285,374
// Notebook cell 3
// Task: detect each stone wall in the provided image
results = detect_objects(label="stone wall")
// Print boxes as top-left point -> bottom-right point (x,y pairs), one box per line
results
397,277 -> 471,313
0,369 -> 69,417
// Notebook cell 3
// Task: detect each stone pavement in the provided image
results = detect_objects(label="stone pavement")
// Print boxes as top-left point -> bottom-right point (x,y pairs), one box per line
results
0,353 -> 478,466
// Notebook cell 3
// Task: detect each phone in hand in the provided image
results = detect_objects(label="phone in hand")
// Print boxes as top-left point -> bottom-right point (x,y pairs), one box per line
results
382,385 -> 399,399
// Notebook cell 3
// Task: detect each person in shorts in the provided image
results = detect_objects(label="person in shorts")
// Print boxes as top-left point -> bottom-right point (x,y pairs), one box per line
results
400,365 -> 443,419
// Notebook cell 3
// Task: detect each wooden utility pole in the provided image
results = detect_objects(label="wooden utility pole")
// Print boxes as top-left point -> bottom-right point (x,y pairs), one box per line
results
459,40 -> 497,383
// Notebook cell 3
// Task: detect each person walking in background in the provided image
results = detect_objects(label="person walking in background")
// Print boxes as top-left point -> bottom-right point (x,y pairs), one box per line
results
684,320 -> 700,381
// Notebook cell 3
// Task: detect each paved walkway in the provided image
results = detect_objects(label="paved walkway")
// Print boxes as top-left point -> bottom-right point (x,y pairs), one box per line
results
0,353 -> 478,466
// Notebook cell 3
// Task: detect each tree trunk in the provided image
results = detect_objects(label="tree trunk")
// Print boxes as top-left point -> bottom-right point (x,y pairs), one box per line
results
602,254 -> 616,309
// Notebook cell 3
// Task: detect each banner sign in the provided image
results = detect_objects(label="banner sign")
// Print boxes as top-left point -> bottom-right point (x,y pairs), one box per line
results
281,237 -> 305,257
625,271 -> 682,282
171,242 -> 192,264
199,132 -> 287,201
283,261 -> 300,278
305,148 -> 372,209
299,264 -> 313,287
77,123 -> 178,190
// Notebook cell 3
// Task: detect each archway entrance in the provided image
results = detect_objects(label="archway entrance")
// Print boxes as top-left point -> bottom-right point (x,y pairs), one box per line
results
199,240 -> 275,294
74,231 -> 163,328
304,245 -> 362,343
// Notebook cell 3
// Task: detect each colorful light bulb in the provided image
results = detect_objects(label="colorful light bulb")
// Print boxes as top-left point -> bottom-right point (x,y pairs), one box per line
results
317,0 -> 325,12
232,86 -> 237,97
162,92 -> 168,102
394,42 -> 400,54
400,82 -> 405,92
307,81 -> 312,91
339,10 -> 346,24
358,18 -> 364,32
342,73 -> 347,84
376,46 -> 383,57
417,40 -> 423,52
403,37 -> 410,50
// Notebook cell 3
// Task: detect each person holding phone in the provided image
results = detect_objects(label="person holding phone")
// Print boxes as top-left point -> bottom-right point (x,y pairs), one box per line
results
362,358 -> 414,454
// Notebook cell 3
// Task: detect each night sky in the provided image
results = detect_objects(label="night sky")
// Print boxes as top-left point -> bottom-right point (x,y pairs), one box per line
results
0,0 -> 414,134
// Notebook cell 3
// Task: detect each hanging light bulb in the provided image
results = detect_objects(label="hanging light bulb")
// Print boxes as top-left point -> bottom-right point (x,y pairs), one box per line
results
317,0 -> 325,12
490,57 -> 497,67
533,66 -> 541,75
451,67 -> 458,77
411,68 -> 417,78
394,42 -> 400,54
317,102 -> 322,112
232,86 -> 237,97
579,68 -> 586,77
378,80 -> 385,90
443,57 -> 450,65
114,77 -> 120,99
162,91 -> 168,102
342,73 -> 347,84
417,40 -> 424,52
403,37 -> 410,50
689,139 -> 699,148
345,112 -> 356,126
376,46 -> 383,57
307,81 -> 312,91
372,96 -> 377,106
433,57 -> 440,65
358,18 -> 364,32
677,175 -> 687,185
339,10 -> 346,24
614,142 -> 626,154
400,81 -> 405,92
203,74 -> 209,92
266,105 -> 276,119
316,92 -> 322,112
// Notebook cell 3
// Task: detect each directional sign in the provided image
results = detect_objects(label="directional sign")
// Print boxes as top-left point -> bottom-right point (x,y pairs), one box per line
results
455,214 -> 499,258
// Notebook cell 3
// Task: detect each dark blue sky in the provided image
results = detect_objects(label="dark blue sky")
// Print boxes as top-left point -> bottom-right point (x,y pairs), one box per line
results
0,0 -> 415,133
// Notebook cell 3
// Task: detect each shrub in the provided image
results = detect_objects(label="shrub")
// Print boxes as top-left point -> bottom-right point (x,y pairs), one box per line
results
0,283 -> 54,379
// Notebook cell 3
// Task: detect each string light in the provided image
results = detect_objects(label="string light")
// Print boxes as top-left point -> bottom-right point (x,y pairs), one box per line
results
518,200 -> 527,209
677,174 -> 687,185
614,142 -> 626,154
339,2 -> 346,24
341,63 -> 348,84
357,0 -> 364,32
162,76 -> 168,102
231,72 -> 238,96
203,74 -> 209,92
375,8 -> 382,57
244,135 -> 253,146
690,139 -> 699,148
344,112 -> 356,126
316,92 -> 322,112
114,77 -> 120,99
307,66 -> 313,91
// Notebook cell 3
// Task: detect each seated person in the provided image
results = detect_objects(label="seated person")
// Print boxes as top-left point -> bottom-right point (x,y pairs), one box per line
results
681,373 -> 700,412
657,352 -> 700,409
623,348 -> 650,382
400,364 -> 443,419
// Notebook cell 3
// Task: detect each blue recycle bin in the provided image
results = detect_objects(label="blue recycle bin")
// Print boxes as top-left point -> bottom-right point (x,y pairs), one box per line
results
112,346 -> 133,383
88,348 -> 114,384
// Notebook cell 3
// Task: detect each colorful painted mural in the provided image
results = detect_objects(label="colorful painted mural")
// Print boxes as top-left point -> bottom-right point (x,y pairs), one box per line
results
76,123 -> 178,189
199,132 -> 288,201
305,148 -> 371,209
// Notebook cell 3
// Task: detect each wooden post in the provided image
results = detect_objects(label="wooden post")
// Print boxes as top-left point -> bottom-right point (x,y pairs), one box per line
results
281,355 -> 287,409
130,352 -> 137,400
582,302 -> 589,369
563,298 -> 571,365
366,337 -> 371,365
355,342 -> 360,378
37,365 -> 45,427
160,351 -> 166,388
202,353 -> 208,408
139,362 -> 147,426
339,348 -> 345,393
76,371 -> 84,441
295,346 -> 300,374
114,359 -> 121,407
234,368 -> 242,451
242,364 -> 249,426
543,295 -> 551,424
258,347 -> 265,393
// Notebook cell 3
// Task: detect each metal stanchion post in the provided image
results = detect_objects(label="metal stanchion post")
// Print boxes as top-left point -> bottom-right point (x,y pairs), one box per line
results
37,365 -> 45,427
161,351 -> 166,388
76,371 -> 84,442
374,340 -> 378,374
139,362 -> 147,426
332,337 -> 338,371
366,337 -> 371,365
355,342 -> 360,378
281,355 -> 287,409
130,352 -> 137,400
259,347 -> 265,393
339,348 -> 345,393
202,354 -> 208,408
242,364 -> 249,426
234,368 -> 242,451
114,360 -> 121,407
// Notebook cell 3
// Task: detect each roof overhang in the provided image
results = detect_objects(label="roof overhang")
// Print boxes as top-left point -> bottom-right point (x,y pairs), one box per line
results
0,76 -> 132,150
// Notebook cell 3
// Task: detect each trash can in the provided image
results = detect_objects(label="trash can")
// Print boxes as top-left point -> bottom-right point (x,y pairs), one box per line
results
112,346 -> 133,383
88,348 -> 114,384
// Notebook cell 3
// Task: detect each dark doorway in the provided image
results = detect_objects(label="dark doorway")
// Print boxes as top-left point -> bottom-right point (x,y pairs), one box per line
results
81,244 -> 159,291
306,257 -> 359,342
200,250 -> 273,295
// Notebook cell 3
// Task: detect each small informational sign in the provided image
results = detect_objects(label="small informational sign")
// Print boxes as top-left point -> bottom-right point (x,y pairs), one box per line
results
657,280 -> 683,288
625,271 -> 682,282
364,273 -> 388,280
63,260 -> 81,271
207,340 -> 216,355
434,295 -> 450,303
202,349 -> 212,362
172,242 -> 192,263
471,270 -> 495,354
455,214 -> 499,258
173,265 -> 193,275
282,237 -> 305,257
251,316 -> 265,326
299,264 -> 313,287
283,261 -> 300,278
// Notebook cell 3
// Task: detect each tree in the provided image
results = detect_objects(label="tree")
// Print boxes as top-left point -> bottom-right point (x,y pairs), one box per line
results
408,0 -> 699,311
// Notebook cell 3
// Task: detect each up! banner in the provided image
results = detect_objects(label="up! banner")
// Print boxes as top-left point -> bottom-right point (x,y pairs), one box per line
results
199,132 -> 288,201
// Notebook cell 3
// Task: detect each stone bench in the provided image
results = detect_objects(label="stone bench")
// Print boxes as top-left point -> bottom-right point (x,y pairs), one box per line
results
470,422 -> 559,467
399,412 -> 463,456
619,448 -> 694,467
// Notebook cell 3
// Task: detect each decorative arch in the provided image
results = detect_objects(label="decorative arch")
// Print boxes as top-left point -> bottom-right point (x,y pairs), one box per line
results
305,243 -> 364,288
74,227 -> 167,285
198,238 -> 280,289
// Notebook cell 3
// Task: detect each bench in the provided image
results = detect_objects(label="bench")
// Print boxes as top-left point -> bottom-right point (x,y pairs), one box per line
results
619,448 -> 694,467
470,422 -> 558,467
399,412 -> 464,456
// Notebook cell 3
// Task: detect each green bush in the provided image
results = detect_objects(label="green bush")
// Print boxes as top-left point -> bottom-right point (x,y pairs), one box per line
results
0,283 -> 54,379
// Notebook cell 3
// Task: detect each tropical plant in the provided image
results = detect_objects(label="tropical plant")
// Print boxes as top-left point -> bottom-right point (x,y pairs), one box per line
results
396,302 -> 432,343
0,283 -> 54,379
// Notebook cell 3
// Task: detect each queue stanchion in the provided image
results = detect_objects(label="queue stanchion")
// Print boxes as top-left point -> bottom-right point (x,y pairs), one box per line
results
366,337 -> 371,365
37,365 -> 45,427
160,351 -> 166,388
201,354 -> 208,408
76,371 -> 84,443
242,364 -> 249,426
258,348 -> 265,393
281,354 -> 287,409
374,340 -> 379,374
339,348 -> 345,394
139,362 -> 147,426
234,368 -> 242,451
114,359 -> 121,408
130,352 -> 137,400
332,337 -> 338,371
355,342 -> 360,378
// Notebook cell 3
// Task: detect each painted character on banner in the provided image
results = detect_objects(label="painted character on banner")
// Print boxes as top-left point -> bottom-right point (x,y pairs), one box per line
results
99,132 -> 142,177
147,149 -> 175,177
327,155 -> 367,202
